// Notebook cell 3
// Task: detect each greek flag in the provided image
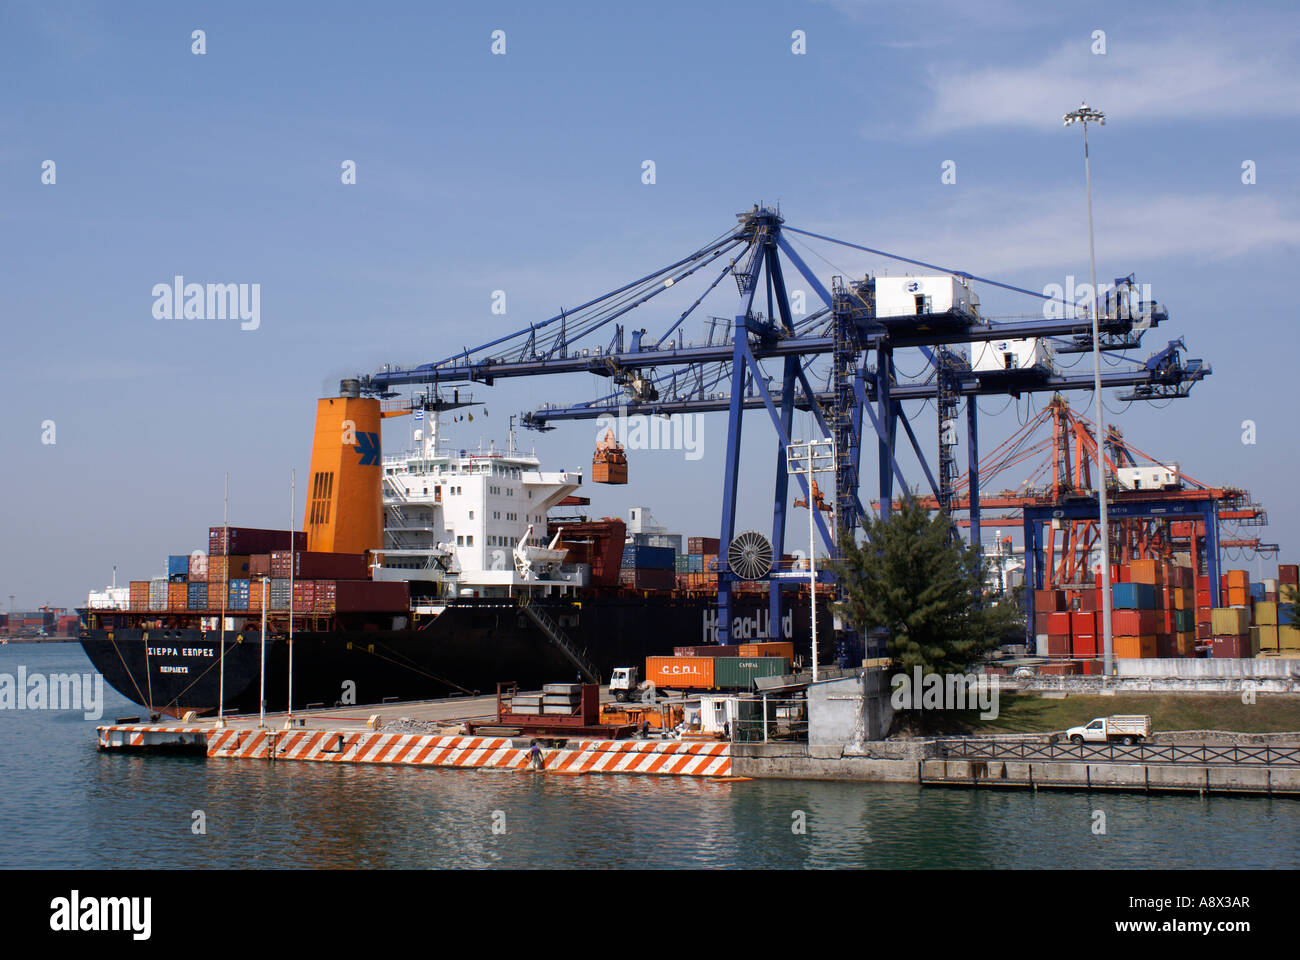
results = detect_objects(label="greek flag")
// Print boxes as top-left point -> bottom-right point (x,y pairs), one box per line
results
414,409 -> 425,423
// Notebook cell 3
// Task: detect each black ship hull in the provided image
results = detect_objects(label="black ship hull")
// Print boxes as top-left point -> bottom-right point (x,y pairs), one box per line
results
79,595 -> 834,716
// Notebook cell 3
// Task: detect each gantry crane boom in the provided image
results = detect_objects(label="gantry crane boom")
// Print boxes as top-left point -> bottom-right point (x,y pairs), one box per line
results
356,206 -> 1212,659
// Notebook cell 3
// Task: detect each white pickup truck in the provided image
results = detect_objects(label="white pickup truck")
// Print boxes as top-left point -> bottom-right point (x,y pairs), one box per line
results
1064,715 -> 1152,745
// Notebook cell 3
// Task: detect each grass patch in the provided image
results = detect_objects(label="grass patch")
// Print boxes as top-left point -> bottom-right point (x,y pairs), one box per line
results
898,693 -> 1300,736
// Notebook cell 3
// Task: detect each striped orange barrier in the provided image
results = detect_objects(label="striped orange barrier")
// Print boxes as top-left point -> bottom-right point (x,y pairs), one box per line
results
96,724 -> 208,750
98,725 -> 730,777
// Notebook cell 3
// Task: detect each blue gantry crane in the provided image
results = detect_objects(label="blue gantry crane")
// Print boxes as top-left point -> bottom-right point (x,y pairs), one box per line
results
361,206 -> 1210,661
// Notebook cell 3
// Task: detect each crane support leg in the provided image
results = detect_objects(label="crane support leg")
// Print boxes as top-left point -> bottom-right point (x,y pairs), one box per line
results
968,398 -> 981,553
769,356 -> 799,638
1205,503 -> 1221,608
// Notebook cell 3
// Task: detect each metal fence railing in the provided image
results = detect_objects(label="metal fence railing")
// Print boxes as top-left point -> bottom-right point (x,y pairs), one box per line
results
934,739 -> 1300,767
724,697 -> 808,743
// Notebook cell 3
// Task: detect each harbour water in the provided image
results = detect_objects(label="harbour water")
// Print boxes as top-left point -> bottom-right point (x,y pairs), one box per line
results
2,644 -> 1297,870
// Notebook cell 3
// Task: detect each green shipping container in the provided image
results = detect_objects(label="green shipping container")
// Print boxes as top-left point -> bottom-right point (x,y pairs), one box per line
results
712,656 -> 791,690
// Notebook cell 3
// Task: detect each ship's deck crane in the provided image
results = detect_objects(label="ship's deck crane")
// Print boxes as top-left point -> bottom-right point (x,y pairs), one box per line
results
358,206 -> 1211,659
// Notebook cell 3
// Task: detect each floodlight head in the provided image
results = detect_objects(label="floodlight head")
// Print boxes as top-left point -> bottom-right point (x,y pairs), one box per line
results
1064,101 -> 1106,127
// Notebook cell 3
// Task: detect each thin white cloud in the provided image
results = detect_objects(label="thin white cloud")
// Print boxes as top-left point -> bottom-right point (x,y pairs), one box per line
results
919,29 -> 1300,134
790,188 -> 1300,282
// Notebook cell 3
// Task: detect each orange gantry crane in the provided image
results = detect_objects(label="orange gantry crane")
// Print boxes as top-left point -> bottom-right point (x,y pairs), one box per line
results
877,395 -> 1267,594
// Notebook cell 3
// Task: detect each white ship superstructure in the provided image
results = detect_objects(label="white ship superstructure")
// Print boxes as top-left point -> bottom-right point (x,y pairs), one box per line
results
377,410 -> 586,596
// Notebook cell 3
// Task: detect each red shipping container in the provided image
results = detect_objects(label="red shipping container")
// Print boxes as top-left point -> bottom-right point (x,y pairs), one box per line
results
1156,634 -> 1178,658
1196,575 -> 1210,592
1046,612 -> 1072,636
1196,590 -> 1213,609
210,527 -> 306,557
1046,634 -> 1072,657
249,554 -> 272,577
333,580 -> 409,612
1073,633 -> 1098,657
270,551 -> 369,580
314,580 -> 337,612
687,537 -> 721,555
1211,636 -> 1247,659
1035,590 -> 1065,613
1077,589 -> 1099,612
292,580 -> 315,612
1279,564 -> 1298,585
1113,609 -> 1156,635
619,568 -> 675,590
1196,622 -> 1211,640
1034,612 -> 1051,635
1070,611 -> 1096,637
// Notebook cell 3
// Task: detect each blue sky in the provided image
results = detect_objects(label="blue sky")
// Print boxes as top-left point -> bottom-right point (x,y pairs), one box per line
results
2,0 -> 1298,610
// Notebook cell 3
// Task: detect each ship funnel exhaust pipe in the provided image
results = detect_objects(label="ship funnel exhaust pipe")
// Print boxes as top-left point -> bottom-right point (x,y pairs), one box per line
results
304,385 -> 383,555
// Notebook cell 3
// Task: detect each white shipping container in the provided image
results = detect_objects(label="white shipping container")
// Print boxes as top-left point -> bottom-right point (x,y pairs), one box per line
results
87,587 -> 130,610
874,275 -> 981,319
972,338 -> 1052,374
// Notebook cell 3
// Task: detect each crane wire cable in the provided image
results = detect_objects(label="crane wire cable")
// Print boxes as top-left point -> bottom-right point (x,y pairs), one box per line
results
783,225 -> 1076,307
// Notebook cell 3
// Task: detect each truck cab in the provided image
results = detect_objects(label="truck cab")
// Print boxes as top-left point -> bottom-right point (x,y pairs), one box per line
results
610,667 -> 639,703
1065,715 -> 1152,745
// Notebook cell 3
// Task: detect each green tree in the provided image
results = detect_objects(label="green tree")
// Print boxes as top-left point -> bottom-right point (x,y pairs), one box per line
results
833,494 -> 1020,676
1284,584 -> 1300,628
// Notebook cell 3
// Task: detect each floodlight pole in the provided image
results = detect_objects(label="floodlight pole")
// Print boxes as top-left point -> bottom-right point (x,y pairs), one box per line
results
1064,101 -> 1112,678
787,437 -> 833,682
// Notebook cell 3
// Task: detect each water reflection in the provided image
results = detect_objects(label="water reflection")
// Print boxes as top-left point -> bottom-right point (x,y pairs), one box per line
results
2,646 -> 1298,870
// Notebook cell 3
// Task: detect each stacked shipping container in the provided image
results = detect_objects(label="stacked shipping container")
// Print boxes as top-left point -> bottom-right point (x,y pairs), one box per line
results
112,527 -> 407,619
1038,559 -> 1299,661
620,543 -> 676,590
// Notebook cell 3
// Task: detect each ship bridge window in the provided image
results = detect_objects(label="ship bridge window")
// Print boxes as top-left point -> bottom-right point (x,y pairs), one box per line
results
457,535 -> 464,546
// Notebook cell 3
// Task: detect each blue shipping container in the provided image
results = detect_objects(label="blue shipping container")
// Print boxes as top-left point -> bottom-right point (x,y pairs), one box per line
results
187,582 -> 208,610
622,545 -> 676,570
1113,582 -> 1156,610
1250,582 -> 1265,599
228,579 -> 250,611
168,555 -> 190,577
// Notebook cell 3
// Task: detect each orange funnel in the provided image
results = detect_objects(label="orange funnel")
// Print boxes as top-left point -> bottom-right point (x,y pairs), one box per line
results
303,380 -> 383,556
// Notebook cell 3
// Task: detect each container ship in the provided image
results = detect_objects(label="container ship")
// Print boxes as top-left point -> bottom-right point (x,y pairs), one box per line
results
79,382 -> 830,716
